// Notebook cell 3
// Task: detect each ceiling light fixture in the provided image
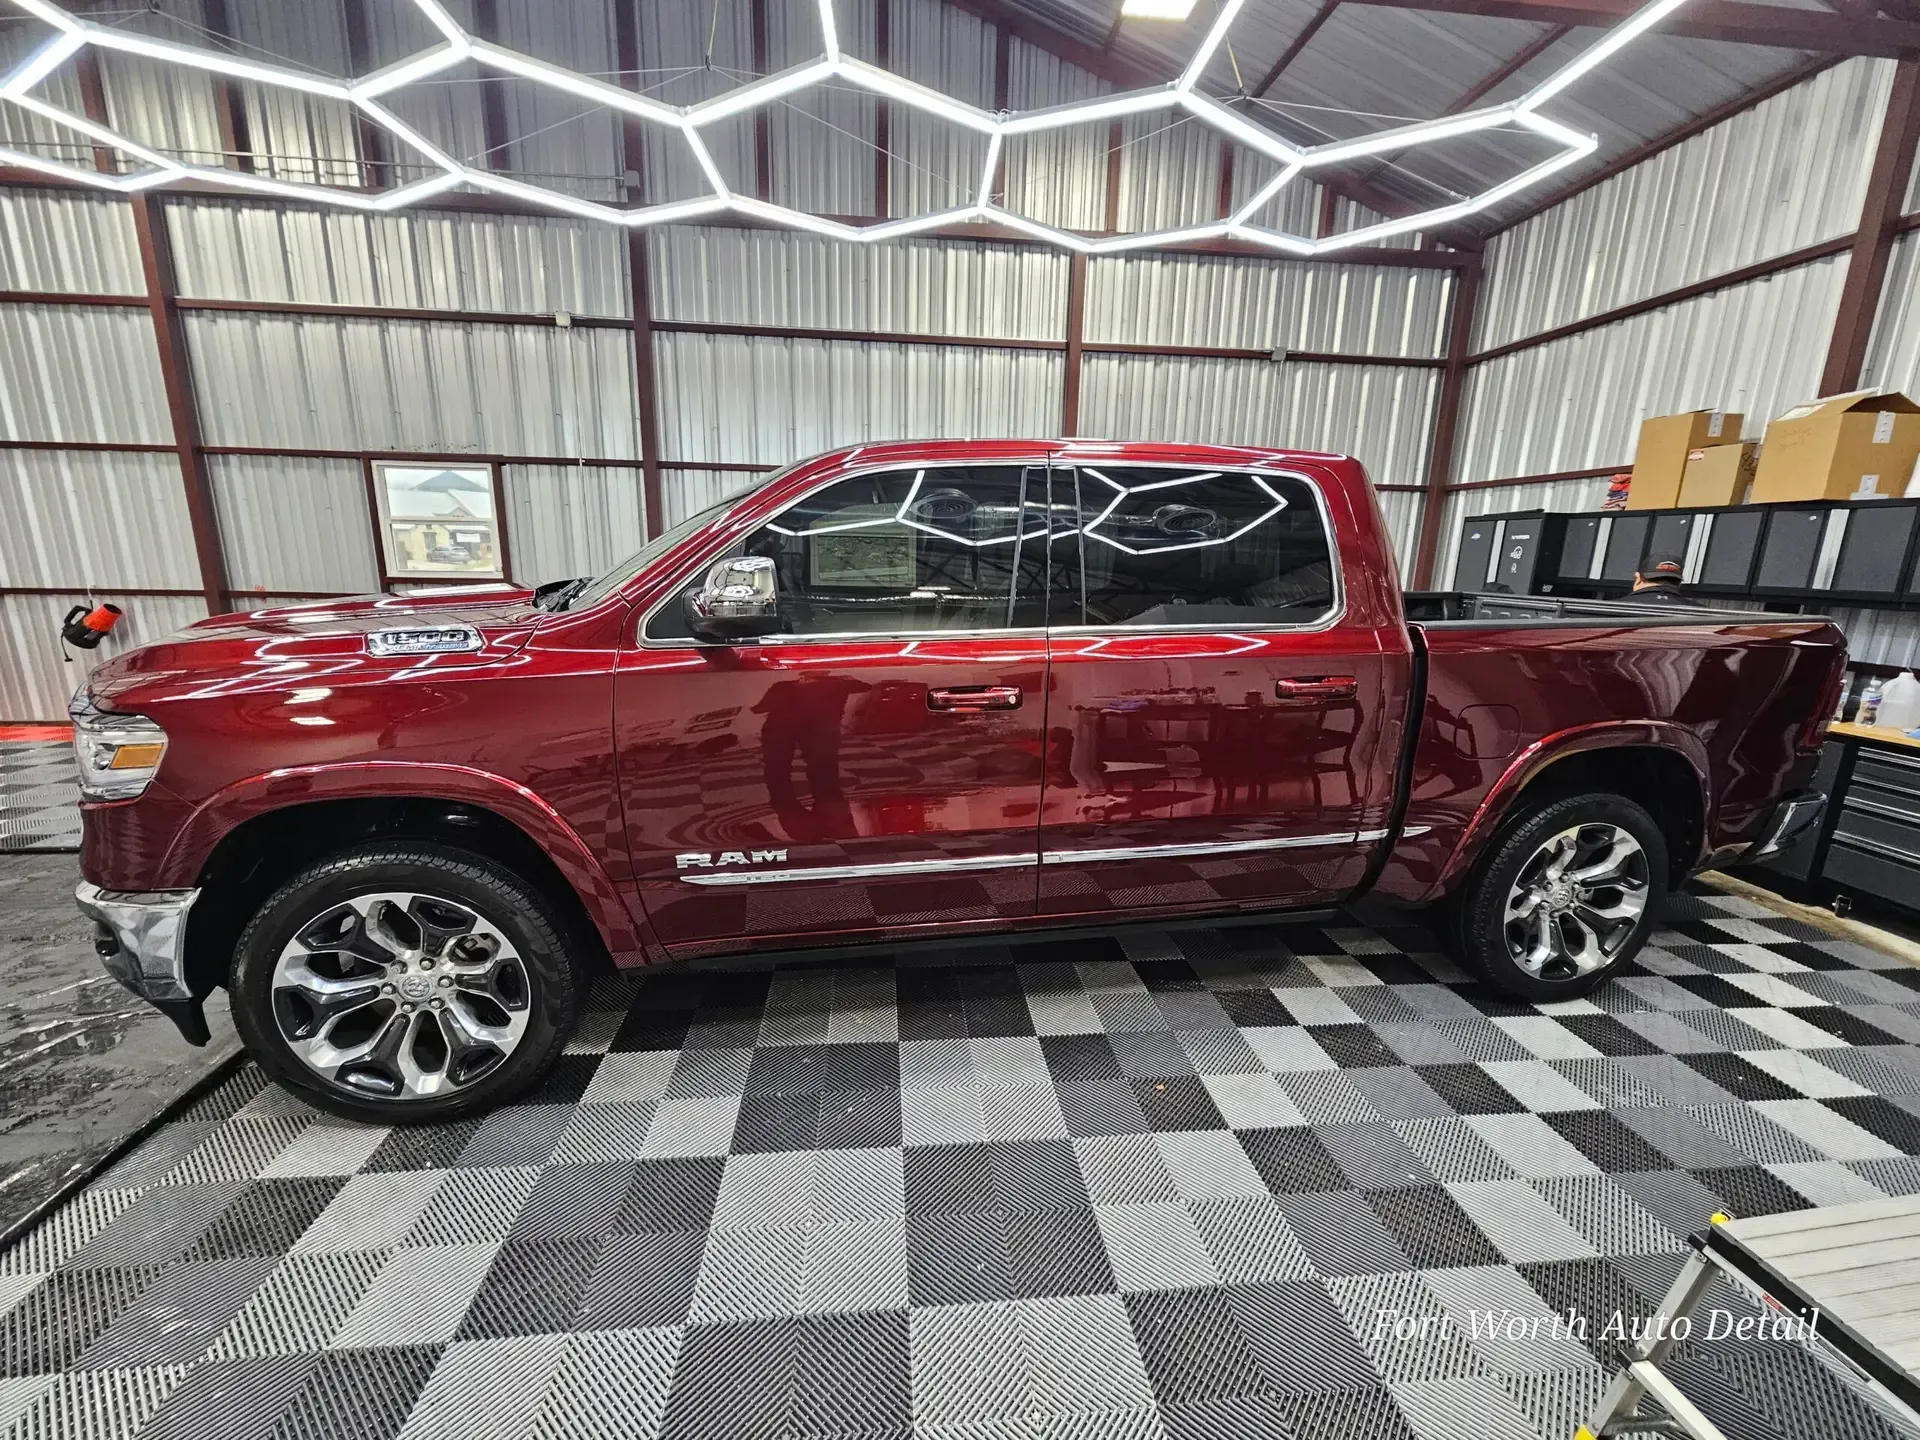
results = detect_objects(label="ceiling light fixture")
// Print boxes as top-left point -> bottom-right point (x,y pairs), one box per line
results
0,0 -> 1688,257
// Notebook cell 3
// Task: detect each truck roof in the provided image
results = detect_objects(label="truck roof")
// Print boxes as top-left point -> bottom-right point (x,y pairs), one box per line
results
785,438 -> 1357,471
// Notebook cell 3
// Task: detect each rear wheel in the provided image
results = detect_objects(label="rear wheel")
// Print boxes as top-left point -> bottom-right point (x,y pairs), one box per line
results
1448,793 -> 1666,1001
230,843 -> 580,1124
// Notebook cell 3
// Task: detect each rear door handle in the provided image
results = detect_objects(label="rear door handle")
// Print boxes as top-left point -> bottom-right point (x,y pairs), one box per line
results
928,685 -> 1022,712
1275,675 -> 1357,702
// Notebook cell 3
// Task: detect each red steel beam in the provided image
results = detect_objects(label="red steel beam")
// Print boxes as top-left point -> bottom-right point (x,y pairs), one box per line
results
1251,1 -> 1342,99
1410,253 -> 1482,589
614,0 -> 667,538
470,0 -> 514,169
1343,23 -> 1569,195
130,196 -> 230,617
875,0 -> 893,217
198,0 -> 256,174
751,0 -> 773,202
342,0 -> 393,188
73,51 -> 118,176
0,167 -> 1472,267
1062,254 -> 1088,435
1821,56 -> 1920,395
1344,0 -> 1920,55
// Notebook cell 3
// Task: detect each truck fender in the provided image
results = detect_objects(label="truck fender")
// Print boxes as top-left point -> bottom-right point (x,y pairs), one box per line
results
161,760 -> 657,964
1422,720 -> 1711,903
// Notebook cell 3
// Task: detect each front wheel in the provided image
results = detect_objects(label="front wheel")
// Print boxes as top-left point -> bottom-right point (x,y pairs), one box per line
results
230,843 -> 581,1124
1448,793 -> 1667,1001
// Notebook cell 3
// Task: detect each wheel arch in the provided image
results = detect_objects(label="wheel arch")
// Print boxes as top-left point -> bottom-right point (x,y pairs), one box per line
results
1433,723 -> 1710,902
171,765 -> 655,999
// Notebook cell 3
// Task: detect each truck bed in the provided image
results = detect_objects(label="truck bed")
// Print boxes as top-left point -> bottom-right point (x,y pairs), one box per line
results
1375,591 -> 1844,906
1403,590 -> 1803,626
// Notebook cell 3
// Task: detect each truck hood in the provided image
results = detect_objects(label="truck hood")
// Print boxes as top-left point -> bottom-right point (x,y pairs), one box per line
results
85,584 -> 547,710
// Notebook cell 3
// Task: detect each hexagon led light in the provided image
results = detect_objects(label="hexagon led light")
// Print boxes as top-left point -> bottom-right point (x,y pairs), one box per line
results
0,0 -> 1691,255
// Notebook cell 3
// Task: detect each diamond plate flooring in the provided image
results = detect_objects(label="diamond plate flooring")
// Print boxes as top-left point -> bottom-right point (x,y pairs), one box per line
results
0,742 -> 79,853
6,885 -> 1920,1439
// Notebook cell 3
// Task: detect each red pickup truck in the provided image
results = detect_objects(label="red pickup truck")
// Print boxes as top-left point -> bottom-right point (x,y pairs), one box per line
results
73,440 -> 1843,1122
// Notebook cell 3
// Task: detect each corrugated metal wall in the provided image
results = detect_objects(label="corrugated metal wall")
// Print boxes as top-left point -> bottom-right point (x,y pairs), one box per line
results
210,455 -> 380,598
184,311 -> 641,457
0,595 -> 209,724
505,465 -> 650,588
1080,355 -> 1438,489
1085,253 -> 1452,355
1474,59 -> 1890,351
166,202 -> 632,316
651,228 -> 1067,338
1456,257 -> 1849,486
0,191 -> 143,293
1864,230 -> 1920,401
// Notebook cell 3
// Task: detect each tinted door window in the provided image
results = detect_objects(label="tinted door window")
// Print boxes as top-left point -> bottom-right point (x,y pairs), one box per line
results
650,465 -> 1051,639
1061,466 -> 1336,627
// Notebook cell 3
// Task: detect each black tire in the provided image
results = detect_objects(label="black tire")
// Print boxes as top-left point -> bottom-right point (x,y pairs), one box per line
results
230,843 -> 581,1124
1449,792 -> 1668,1002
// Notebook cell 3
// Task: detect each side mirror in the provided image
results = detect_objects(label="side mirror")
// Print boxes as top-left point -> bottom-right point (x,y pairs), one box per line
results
684,555 -> 782,642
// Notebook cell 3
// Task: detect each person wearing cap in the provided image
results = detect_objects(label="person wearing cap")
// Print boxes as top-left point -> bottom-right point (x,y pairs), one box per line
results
1632,551 -> 1688,604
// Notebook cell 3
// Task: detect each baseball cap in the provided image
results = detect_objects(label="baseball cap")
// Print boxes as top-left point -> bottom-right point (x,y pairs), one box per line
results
1641,552 -> 1684,580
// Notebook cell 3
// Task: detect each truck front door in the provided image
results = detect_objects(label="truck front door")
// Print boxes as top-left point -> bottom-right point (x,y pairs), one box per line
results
1038,460 -> 1407,918
615,462 -> 1054,954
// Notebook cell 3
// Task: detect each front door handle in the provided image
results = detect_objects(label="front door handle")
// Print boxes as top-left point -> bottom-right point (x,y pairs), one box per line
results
928,685 -> 1022,712
1275,675 -> 1357,702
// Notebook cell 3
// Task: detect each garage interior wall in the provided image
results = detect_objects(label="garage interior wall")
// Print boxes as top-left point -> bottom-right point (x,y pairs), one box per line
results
1438,54 -> 1920,641
0,0 -> 1463,722
6,13 -> 1920,717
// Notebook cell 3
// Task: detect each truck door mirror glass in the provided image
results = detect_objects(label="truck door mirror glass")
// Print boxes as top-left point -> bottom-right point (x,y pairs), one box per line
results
686,556 -> 783,641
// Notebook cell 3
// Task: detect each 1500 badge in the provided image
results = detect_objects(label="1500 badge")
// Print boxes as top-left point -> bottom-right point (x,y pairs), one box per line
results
676,850 -> 789,869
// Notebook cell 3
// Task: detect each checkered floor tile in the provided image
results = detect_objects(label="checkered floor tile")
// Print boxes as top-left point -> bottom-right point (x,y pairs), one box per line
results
6,885 -> 1920,1439
0,742 -> 79,852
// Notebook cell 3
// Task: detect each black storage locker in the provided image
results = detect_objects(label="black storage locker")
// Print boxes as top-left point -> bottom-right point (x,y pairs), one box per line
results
1646,511 -> 1701,572
1487,512 -> 1565,594
1598,513 -> 1653,585
1828,500 -> 1920,600
1453,516 -> 1500,590
1753,505 -> 1833,595
1558,514 -> 1603,582
1694,507 -> 1768,595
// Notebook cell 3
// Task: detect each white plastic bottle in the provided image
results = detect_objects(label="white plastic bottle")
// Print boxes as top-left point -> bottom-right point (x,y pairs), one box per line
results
1879,670 -> 1920,731
1858,679 -> 1884,727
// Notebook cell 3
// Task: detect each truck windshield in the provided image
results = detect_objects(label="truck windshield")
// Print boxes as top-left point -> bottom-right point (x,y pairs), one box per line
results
559,492 -> 749,610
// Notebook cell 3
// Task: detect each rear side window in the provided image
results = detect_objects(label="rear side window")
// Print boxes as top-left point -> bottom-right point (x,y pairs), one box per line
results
1064,466 -> 1336,627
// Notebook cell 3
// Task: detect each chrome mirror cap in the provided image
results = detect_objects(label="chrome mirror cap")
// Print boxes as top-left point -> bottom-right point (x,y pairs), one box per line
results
686,555 -> 782,640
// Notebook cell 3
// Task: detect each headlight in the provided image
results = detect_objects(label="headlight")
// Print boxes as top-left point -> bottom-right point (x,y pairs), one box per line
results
70,691 -> 169,801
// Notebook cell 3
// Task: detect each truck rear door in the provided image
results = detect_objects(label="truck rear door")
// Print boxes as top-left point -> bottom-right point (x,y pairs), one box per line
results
614,461 -> 1053,953
1037,458 -> 1410,918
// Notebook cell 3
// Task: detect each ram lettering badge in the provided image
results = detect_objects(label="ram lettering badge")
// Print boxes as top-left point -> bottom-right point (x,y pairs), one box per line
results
676,850 -> 789,869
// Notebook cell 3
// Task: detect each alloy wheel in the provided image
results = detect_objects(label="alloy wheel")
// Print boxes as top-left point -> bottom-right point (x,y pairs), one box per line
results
1501,823 -> 1650,980
269,891 -> 530,1100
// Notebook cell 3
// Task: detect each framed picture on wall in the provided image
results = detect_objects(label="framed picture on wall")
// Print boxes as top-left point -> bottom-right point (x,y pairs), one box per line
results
370,461 -> 505,581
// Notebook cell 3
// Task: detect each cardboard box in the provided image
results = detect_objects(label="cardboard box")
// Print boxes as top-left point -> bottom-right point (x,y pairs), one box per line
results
1678,442 -> 1759,508
1749,391 -> 1920,505
1628,410 -> 1743,510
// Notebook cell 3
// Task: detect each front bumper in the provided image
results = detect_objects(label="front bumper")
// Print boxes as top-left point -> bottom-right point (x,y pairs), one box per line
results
74,881 -> 210,1045
1748,791 -> 1827,862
